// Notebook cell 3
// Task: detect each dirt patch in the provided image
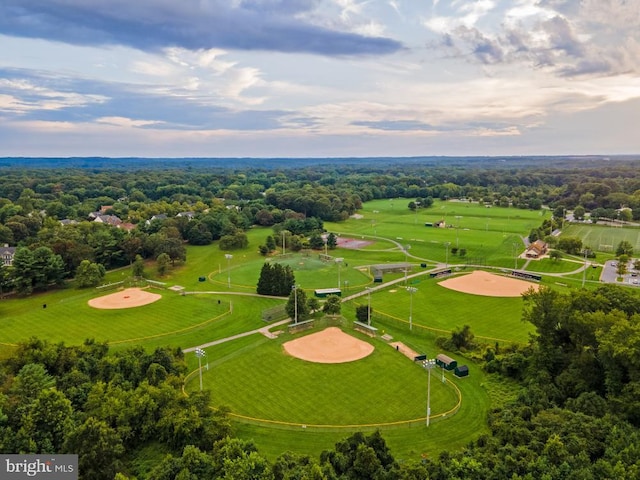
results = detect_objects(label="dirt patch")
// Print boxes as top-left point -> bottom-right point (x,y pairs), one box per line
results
88,287 -> 162,309
389,342 -> 420,360
438,270 -> 539,297
283,327 -> 374,364
336,237 -> 374,249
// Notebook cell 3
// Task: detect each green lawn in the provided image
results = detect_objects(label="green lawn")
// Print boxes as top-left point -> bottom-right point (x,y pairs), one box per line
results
563,223 -> 640,253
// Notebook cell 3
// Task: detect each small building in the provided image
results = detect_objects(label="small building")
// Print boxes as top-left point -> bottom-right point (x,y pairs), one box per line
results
454,365 -> 469,378
93,214 -> 123,227
1,244 -> 16,266
526,240 -> 548,258
434,219 -> 446,228
435,353 -> 457,371
314,288 -> 342,298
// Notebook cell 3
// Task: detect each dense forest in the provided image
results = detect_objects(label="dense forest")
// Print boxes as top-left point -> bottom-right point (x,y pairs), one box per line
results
1,156 -> 640,478
1,156 -> 640,297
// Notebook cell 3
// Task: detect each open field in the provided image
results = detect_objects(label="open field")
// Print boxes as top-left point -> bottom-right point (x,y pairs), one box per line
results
563,223 -> 640,253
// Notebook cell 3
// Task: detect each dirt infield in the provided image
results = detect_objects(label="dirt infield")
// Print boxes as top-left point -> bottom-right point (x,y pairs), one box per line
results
336,237 -> 374,249
283,327 -> 374,364
438,270 -> 540,297
88,287 -> 162,309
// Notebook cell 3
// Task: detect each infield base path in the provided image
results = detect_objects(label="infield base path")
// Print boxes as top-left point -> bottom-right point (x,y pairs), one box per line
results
438,270 -> 540,297
283,327 -> 374,364
88,287 -> 162,309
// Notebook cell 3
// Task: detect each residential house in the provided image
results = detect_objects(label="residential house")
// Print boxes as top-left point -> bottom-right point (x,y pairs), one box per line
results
1,244 -> 16,266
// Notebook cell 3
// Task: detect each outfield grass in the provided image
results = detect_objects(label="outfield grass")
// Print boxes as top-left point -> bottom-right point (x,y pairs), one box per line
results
525,258 -> 585,274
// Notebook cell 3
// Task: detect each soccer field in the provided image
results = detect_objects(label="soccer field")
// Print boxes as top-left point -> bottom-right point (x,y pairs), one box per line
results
563,223 -> 640,253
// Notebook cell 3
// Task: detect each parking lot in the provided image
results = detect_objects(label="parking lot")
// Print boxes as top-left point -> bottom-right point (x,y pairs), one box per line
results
601,259 -> 639,286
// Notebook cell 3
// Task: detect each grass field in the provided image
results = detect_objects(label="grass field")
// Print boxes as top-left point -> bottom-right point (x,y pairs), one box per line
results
2,198 -> 567,460
563,223 -> 640,253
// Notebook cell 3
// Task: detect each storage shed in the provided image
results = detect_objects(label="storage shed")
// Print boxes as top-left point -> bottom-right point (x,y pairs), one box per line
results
454,365 -> 469,378
435,353 -> 457,371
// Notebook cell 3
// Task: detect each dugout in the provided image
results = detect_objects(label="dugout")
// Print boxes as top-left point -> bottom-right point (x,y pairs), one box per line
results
435,353 -> 457,371
314,288 -> 342,298
454,365 -> 469,378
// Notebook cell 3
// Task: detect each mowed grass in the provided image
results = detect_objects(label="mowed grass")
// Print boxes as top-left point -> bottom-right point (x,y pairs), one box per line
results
0,285 -> 284,353
563,223 -> 640,253
348,275 -> 533,343
188,330 -> 458,425
524,258 -> 585,274
326,199 -> 543,267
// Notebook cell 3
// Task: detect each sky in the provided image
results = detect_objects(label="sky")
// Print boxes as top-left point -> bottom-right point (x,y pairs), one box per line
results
1,0 -> 639,158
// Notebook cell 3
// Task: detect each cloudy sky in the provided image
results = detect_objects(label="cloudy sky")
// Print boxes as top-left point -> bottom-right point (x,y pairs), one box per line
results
1,0 -> 639,157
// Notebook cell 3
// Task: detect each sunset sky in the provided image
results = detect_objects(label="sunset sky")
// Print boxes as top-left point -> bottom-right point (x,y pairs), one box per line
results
1,0 -> 639,157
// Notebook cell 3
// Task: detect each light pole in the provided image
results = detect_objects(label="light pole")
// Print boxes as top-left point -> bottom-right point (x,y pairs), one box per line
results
404,244 -> 411,285
407,286 -> 417,331
225,254 -> 233,288
195,348 -> 206,391
424,358 -> 436,426
292,285 -> 298,324
335,257 -> 344,289
582,249 -> 589,287
366,287 -> 372,326
445,242 -> 450,268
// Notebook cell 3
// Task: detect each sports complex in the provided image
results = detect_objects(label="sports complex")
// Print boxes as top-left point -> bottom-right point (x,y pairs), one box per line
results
1,198 -> 628,459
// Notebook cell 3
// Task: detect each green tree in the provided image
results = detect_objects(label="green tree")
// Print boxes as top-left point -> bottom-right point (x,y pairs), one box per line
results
322,295 -> 341,316
286,287 -> 309,321
75,260 -> 106,288
307,297 -> 320,313
616,240 -> 634,257
549,250 -> 563,262
132,254 -> 145,277
63,417 -> 124,480
156,252 -> 171,276
573,205 -> 586,220
326,232 -> 337,249
356,304 -> 372,324
265,235 -> 276,252
558,236 -> 583,255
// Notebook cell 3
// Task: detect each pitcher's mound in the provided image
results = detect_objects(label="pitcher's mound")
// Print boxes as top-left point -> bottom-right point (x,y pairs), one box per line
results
88,287 -> 162,309
283,327 -> 374,364
439,270 -> 539,297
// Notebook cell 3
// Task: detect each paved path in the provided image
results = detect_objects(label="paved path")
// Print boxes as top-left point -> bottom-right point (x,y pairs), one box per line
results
183,318 -> 290,353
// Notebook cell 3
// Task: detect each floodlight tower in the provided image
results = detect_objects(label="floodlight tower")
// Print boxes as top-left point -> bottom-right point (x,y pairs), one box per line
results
424,358 -> 436,427
292,285 -> 298,325
366,286 -> 372,326
407,286 -> 417,331
195,348 -> 206,391
225,254 -> 233,288
335,257 -> 344,289
404,244 -> 411,285
444,242 -> 451,268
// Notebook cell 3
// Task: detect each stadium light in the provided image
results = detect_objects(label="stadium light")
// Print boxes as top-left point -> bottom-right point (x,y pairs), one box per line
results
406,286 -> 417,331
225,254 -> 233,288
404,245 -> 411,285
423,358 -> 436,427
444,242 -> 450,268
195,348 -> 206,391
335,258 -> 344,289
366,286 -> 372,326
292,285 -> 298,324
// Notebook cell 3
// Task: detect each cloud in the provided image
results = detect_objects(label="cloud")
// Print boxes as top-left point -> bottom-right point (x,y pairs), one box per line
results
0,0 -> 403,56
425,0 -> 640,77
0,68 -> 289,131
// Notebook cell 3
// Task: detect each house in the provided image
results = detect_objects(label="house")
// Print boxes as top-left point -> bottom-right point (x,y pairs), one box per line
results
1,244 -> 16,266
176,211 -> 195,220
93,214 -> 123,227
145,214 -> 168,226
526,240 -> 548,258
